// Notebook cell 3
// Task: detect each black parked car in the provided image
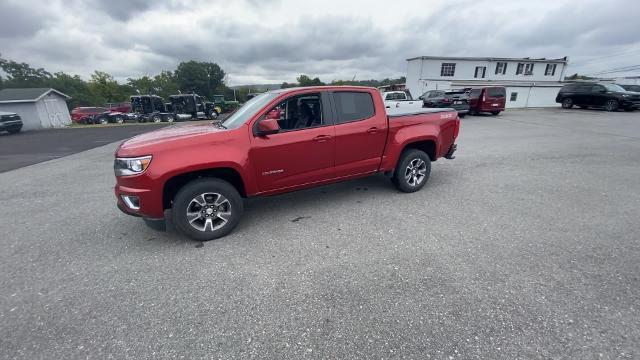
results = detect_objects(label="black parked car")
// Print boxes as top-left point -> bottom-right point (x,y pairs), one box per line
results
419,89 -> 470,117
556,83 -> 640,111
619,84 -> 640,93
0,112 -> 23,134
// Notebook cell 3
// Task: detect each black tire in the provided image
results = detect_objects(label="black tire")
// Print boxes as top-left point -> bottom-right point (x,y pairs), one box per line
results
151,114 -> 162,123
164,114 -> 175,123
115,116 -> 124,124
491,111 -> 500,116
172,178 -> 243,241
579,106 -> 588,109
561,98 -> 573,109
604,99 -> 619,112
7,126 -> 21,134
458,113 -> 466,118
624,107 -> 635,112
97,116 -> 108,125
392,149 -> 431,193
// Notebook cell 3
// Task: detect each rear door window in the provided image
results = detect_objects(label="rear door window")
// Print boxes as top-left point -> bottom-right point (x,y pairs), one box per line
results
487,88 -> 505,98
333,92 -> 375,124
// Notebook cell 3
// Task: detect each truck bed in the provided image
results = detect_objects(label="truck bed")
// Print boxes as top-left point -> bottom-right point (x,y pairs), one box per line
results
379,107 -> 459,172
387,107 -> 456,117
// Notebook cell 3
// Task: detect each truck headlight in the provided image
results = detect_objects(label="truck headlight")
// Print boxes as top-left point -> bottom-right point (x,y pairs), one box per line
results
114,156 -> 152,176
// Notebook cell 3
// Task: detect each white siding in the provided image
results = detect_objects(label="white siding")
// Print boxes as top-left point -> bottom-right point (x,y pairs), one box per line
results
0,103 -> 41,131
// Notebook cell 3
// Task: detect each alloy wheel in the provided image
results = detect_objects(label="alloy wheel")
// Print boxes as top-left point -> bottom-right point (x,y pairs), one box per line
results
404,158 -> 427,187
185,192 -> 232,232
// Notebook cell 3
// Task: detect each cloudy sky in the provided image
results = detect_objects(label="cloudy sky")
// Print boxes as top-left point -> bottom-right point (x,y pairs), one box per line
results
1,0 -> 639,85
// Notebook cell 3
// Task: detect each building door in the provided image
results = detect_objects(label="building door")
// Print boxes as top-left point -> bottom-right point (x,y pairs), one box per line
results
44,99 -> 62,127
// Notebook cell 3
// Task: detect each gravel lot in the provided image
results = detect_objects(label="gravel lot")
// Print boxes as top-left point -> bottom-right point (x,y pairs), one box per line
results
1,108 -> 639,359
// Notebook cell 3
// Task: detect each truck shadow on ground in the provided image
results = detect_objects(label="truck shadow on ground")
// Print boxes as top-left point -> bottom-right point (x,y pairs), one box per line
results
155,170 -> 450,245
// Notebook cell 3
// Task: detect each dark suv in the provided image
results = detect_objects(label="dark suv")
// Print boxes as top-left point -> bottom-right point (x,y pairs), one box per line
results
0,112 -> 23,134
419,89 -> 470,117
556,83 -> 640,111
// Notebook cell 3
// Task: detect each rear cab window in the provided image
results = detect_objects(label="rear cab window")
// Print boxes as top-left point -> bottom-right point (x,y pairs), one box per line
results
332,92 -> 375,124
486,88 -> 506,98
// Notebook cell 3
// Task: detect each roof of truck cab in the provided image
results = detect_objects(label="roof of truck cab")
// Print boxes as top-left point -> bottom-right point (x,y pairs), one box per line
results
271,86 -> 377,94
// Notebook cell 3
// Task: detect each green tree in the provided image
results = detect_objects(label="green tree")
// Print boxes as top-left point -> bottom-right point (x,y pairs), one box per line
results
152,71 -> 179,99
48,72 -> 94,109
0,54 -> 52,87
126,75 -> 155,95
296,74 -> 325,86
87,71 -> 124,104
174,61 -> 225,98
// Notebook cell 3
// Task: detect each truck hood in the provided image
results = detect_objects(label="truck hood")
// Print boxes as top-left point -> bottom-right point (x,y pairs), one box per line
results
117,123 -> 227,156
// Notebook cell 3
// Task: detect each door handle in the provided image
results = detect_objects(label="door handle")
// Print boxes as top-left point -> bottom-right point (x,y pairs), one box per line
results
367,127 -> 379,134
313,135 -> 332,142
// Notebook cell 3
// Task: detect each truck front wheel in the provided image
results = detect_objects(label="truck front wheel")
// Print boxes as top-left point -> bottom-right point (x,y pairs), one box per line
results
172,178 -> 244,241
392,149 -> 431,193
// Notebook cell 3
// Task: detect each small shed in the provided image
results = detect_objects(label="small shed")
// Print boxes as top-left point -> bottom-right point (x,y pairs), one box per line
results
0,88 -> 72,131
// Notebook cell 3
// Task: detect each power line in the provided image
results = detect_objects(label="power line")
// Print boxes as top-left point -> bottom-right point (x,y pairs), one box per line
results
571,47 -> 640,67
585,64 -> 640,76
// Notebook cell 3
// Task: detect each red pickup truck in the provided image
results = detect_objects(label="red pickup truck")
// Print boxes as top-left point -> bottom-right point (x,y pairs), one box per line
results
114,86 -> 459,241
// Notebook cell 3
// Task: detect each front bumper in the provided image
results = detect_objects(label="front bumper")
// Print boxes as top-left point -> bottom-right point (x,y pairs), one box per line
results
0,120 -> 23,130
114,182 -> 165,220
621,100 -> 640,109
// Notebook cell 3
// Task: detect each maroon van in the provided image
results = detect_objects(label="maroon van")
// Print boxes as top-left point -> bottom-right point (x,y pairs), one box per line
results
468,87 -> 506,115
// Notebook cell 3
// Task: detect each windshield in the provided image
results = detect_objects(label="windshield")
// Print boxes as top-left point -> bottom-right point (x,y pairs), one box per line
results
222,92 -> 278,129
603,84 -> 626,92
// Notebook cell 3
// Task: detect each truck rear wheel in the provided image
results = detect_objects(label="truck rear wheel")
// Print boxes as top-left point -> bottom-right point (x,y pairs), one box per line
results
172,178 -> 243,241
392,149 -> 431,193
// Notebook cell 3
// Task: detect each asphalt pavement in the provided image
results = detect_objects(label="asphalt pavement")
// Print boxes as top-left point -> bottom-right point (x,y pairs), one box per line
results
1,108 -> 639,359
0,123 -> 170,173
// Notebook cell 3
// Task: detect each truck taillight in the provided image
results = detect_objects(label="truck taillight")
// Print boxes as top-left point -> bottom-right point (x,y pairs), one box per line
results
454,118 -> 460,139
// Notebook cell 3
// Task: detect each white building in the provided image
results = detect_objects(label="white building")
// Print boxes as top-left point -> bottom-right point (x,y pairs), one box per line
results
0,88 -> 71,130
614,76 -> 640,85
405,56 -> 569,108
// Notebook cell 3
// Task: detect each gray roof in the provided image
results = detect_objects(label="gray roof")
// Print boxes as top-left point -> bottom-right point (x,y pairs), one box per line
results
0,88 -> 71,103
407,56 -> 568,64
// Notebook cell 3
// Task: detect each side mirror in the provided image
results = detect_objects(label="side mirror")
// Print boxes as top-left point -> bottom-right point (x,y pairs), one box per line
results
257,117 -> 280,136
418,96 -> 424,100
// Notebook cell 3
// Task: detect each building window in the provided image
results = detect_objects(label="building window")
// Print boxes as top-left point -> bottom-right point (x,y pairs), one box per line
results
510,92 -> 518,101
545,64 -> 557,76
516,63 -> 534,75
495,62 -> 507,75
474,66 -> 486,79
440,63 -> 456,77
524,63 -> 534,75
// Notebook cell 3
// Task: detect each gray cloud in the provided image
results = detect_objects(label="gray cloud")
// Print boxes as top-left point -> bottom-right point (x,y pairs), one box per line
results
1,0 -> 639,84
0,1 -> 51,39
